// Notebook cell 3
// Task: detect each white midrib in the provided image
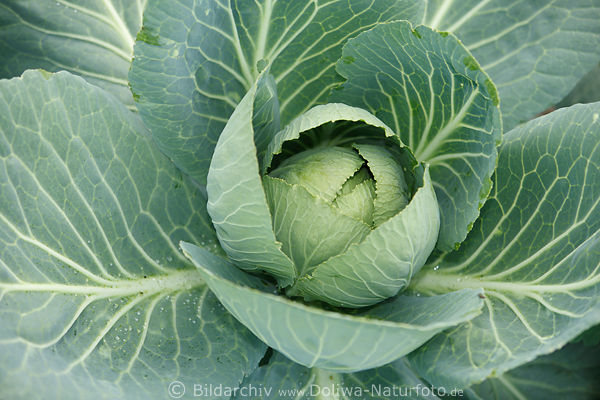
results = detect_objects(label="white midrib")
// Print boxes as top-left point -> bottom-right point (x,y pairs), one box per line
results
412,270 -> 600,295
312,369 -> 343,400
254,0 -> 273,69
427,0 -> 454,29
446,0 -> 491,32
415,88 -> 480,161
101,0 -> 135,52
137,0 -> 148,27
0,269 -> 204,298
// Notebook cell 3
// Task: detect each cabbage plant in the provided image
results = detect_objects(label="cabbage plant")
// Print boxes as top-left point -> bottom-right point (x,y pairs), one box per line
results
1,1 -> 600,399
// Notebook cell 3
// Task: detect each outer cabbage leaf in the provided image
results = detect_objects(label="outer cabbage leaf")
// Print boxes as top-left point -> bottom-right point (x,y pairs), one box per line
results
331,21 -> 501,251
206,73 -> 296,287
465,342 -> 600,400
234,351 -> 447,400
423,0 -> 600,130
182,242 -> 484,373
408,103 -> 600,388
0,70 -> 265,400
0,0 -> 144,110
129,0 -> 425,183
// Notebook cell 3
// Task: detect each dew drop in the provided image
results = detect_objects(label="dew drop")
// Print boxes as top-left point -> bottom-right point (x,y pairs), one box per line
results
433,265 -> 440,271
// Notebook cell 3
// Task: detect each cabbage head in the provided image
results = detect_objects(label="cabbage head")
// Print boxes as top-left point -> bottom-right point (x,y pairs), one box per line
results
208,101 -> 440,308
